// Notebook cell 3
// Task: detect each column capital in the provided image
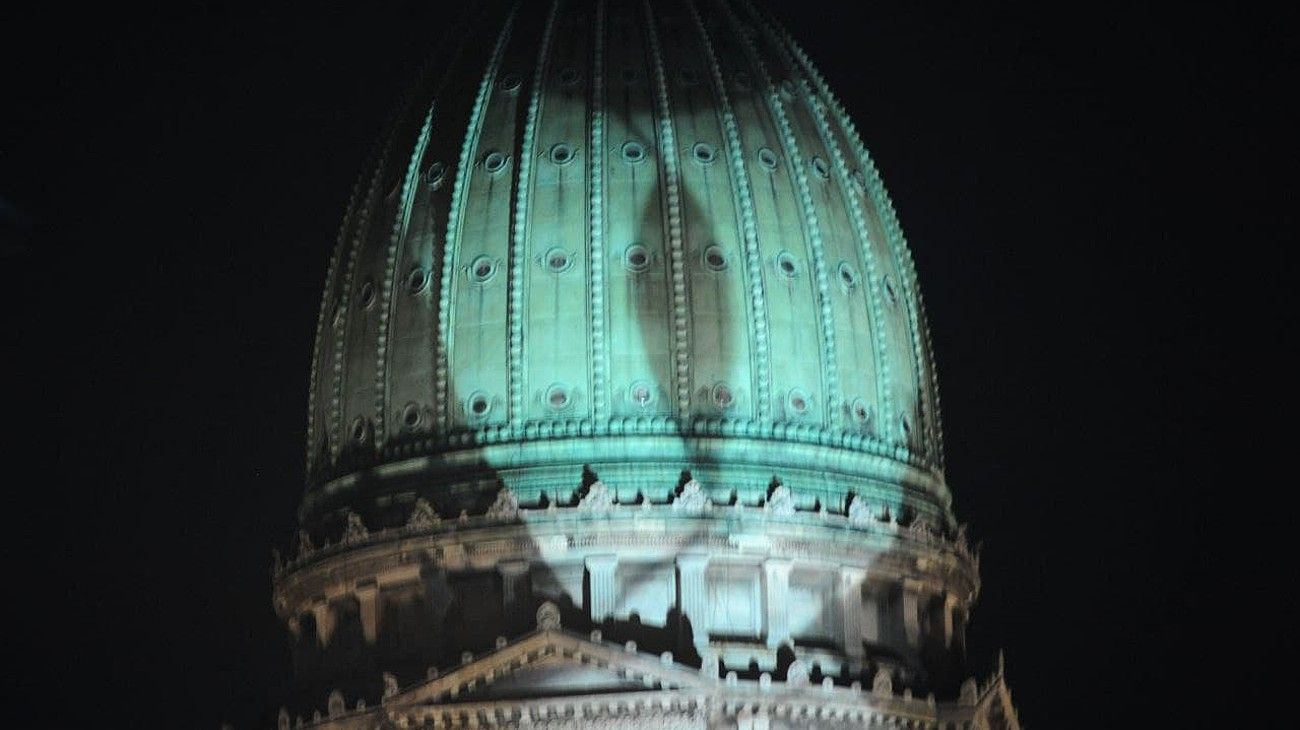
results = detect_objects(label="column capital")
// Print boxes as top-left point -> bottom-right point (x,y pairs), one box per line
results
585,554 -> 619,571
763,558 -> 794,576
498,559 -> 531,578
839,565 -> 868,582
676,553 -> 710,571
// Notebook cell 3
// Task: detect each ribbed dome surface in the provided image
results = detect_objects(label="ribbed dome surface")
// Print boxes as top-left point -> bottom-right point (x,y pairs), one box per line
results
304,0 -> 947,525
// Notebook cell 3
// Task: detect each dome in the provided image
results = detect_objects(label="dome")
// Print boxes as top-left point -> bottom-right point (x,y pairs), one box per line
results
275,1 -> 984,714
303,0 -> 946,532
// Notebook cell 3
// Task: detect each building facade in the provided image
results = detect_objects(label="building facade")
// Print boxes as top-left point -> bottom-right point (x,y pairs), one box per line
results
271,1 -> 1020,727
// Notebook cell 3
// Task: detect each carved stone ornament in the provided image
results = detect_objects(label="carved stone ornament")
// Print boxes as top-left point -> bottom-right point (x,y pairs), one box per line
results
909,517 -> 937,544
959,677 -> 979,706
341,511 -> 369,544
785,658 -> 809,687
486,487 -> 520,520
578,480 -> 616,513
848,494 -> 873,527
765,483 -> 796,516
872,668 -> 893,698
406,497 -> 441,530
536,600 -> 562,630
277,708 -> 290,730
673,479 -> 712,513
327,689 -> 345,718
296,529 -> 315,559
382,671 -> 400,698
955,523 -> 972,557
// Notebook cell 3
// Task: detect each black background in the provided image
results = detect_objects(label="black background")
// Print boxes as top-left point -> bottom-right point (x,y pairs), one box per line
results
3,1 -> 1281,727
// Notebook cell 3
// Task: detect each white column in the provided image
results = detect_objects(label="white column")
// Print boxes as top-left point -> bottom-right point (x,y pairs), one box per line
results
354,582 -> 380,645
585,554 -> 619,622
498,560 -> 531,622
839,567 -> 867,659
862,589 -> 881,644
676,554 -> 710,647
902,579 -> 923,647
312,599 -> 336,647
763,559 -> 793,648
943,594 -> 959,647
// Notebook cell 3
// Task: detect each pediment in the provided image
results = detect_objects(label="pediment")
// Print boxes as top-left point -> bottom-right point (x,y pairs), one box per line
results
387,630 -> 709,707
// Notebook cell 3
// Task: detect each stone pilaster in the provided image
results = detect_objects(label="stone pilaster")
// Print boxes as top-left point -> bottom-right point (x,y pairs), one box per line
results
354,581 -> 380,645
676,554 -> 710,647
763,559 -> 793,648
943,593 -> 959,647
585,554 -> 619,622
311,599 -> 336,648
839,567 -> 867,658
862,590 -> 881,644
499,560 -> 531,626
902,579 -> 923,647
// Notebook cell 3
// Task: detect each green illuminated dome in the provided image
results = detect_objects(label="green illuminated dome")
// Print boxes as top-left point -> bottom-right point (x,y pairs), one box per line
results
273,3 -> 1007,718
303,0 -> 947,531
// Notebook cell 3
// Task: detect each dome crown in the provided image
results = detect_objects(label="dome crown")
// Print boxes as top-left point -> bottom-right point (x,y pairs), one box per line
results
304,0 -> 945,524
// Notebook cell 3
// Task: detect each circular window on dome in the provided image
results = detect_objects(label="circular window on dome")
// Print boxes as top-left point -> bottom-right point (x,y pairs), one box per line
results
425,161 -> 447,189
499,73 -> 522,92
733,70 -> 751,90
466,391 -> 492,419
837,262 -> 859,292
549,143 -> 575,166
351,416 -> 369,444
558,67 -> 581,86
545,383 -> 572,411
468,255 -> 498,284
621,68 -> 638,85
786,388 -> 811,417
624,243 -> 651,273
882,274 -> 899,305
358,279 -> 376,309
702,244 -> 728,272
621,140 -> 647,164
628,380 -> 656,407
711,382 -> 735,410
775,251 -> 799,277
757,147 -> 779,172
543,247 -> 573,274
811,156 -> 830,180
401,402 -> 423,429
849,398 -> 872,427
407,266 -> 429,294
483,151 -> 508,175
692,142 -> 717,165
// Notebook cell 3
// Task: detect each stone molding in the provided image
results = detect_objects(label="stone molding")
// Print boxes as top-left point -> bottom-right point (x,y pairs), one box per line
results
286,626 -> 1012,729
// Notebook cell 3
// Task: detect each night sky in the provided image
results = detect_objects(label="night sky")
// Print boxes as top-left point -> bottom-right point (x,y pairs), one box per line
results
4,2 -> 1276,727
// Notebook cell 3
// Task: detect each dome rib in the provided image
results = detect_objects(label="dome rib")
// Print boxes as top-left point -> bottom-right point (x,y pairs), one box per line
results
756,2 -> 945,467
643,0 -> 693,416
588,0 -> 608,420
687,0 -> 772,422
726,0 -> 840,429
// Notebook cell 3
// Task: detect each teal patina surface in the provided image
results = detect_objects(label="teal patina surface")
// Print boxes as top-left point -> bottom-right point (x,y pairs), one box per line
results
271,3 -> 1012,724
304,0 -> 946,533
